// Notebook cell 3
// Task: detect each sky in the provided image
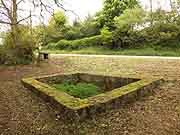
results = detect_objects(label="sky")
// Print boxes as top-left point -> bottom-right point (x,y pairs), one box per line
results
64,0 -> 103,21
64,0 -> 172,21
0,0 -> 173,32
26,0 -> 172,25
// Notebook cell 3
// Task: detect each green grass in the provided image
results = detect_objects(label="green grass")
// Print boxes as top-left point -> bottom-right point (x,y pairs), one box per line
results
42,46 -> 180,57
53,81 -> 101,99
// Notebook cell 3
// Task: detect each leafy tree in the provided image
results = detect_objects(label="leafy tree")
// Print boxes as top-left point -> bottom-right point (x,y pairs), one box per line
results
97,0 -> 139,29
80,14 -> 101,37
45,11 -> 69,44
142,12 -> 180,45
100,27 -> 112,47
113,8 -> 146,48
2,25 -> 37,64
49,11 -> 67,28
0,0 -> 65,64
64,15 -> 100,40
114,8 -> 146,31
63,19 -> 83,40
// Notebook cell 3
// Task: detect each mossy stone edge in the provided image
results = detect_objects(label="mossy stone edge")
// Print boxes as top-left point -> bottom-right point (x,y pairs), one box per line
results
22,73 -> 163,120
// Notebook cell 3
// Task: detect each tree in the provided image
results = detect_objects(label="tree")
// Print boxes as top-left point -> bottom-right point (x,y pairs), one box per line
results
0,0 -> 65,63
62,15 -> 100,40
113,7 -> 146,48
80,14 -> 101,37
45,11 -> 68,44
97,0 -> 139,29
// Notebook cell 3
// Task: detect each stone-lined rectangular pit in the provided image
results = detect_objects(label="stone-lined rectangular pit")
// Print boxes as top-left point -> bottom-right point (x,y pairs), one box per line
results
22,73 -> 163,120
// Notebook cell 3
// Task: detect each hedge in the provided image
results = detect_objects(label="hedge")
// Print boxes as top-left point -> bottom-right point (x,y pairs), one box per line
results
46,34 -> 112,50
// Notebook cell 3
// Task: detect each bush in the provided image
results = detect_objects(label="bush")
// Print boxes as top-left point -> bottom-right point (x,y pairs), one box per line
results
137,22 -> 180,47
46,34 -> 112,50
0,47 -> 33,65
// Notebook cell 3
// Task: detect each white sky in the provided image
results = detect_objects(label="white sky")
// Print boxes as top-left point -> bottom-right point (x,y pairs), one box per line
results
50,0 -> 172,25
0,0 -> 173,32
64,0 -> 172,21
64,0 -> 103,21
141,0 -> 171,11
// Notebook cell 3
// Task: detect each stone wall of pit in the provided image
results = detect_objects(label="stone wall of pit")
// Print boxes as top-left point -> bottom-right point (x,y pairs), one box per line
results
37,73 -> 140,92
23,77 -> 163,121
74,79 -> 163,121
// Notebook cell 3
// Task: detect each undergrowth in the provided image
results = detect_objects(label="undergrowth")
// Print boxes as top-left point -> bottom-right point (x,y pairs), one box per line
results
53,81 -> 101,99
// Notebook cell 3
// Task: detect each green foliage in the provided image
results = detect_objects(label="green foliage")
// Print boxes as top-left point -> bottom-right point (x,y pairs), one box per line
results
51,11 -> 67,27
135,8 -> 180,46
100,27 -> 113,47
97,0 -> 139,29
64,15 -> 101,40
47,35 -> 103,50
114,8 -> 146,31
63,20 -> 83,40
42,13 -> 101,44
113,8 -> 146,48
2,25 -> 36,65
112,6 -> 180,48
141,22 -> 180,45
80,14 -> 101,37
44,1 -> 180,52
43,11 -> 69,44
53,82 -> 100,99
33,25 -> 48,46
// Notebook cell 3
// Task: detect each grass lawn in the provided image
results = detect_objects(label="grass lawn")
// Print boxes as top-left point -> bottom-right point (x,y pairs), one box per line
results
43,46 -> 180,57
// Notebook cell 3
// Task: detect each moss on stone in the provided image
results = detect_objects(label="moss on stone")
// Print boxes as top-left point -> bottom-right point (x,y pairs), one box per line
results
22,74 -> 162,112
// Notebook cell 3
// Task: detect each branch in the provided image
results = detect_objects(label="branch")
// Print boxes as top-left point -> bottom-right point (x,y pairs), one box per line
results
17,15 -> 31,24
0,0 -> 11,17
32,0 -> 80,20
17,0 -> 24,5
0,19 -> 11,24
54,0 -> 80,19
0,10 -> 8,18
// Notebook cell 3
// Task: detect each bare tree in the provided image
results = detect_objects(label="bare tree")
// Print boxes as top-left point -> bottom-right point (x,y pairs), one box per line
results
0,0 -> 25,48
0,0 -> 65,49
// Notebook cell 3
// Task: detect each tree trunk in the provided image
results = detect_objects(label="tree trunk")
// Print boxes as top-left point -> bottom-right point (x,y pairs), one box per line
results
150,0 -> 153,26
170,0 -> 173,10
11,0 -> 18,48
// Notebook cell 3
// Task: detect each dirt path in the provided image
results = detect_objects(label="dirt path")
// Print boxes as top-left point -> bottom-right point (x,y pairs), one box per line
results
51,53 -> 180,60
0,57 -> 180,135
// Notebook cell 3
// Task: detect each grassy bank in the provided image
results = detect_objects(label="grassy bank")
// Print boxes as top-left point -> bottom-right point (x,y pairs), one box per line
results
42,46 -> 180,57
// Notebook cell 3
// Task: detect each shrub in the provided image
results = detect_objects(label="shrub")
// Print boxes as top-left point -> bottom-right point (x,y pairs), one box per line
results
56,40 -> 72,49
138,22 -> 180,46
47,35 -> 108,50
